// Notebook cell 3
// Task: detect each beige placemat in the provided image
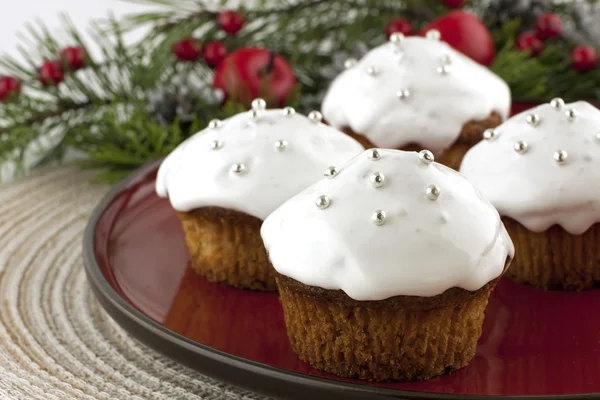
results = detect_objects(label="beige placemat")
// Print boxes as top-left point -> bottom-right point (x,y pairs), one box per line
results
0,166 -> 268,400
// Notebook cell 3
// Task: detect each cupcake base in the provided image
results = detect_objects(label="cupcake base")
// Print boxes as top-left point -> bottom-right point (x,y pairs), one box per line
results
503,218 -> 600,291
177,207 -> 277,291
343,111 -> 502,171
276,273 -> 500,382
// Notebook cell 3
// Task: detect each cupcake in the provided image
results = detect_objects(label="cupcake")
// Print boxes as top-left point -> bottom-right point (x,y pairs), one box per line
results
260,148 -> 514,381
321,32 -> 511,170
460,99 -> 600,291
155,100 -> 364,291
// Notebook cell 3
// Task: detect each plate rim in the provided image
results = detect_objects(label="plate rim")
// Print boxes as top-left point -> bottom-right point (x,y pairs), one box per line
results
82,159 -> 600,400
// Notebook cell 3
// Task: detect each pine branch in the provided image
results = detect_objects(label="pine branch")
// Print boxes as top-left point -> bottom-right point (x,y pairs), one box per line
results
0,13 -> 173,173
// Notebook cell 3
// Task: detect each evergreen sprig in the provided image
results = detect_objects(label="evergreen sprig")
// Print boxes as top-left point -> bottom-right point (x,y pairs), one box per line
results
1,0 -> 599,182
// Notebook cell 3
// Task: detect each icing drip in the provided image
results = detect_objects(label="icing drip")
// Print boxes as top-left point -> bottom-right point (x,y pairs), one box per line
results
321,35 -> 511,155
156,107 -> 364,220
261,149 -> 514,300
460,100 -> 600,235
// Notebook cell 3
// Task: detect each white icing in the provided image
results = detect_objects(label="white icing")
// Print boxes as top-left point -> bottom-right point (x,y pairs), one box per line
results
261,149 -> 514,301
155,108 -> 364,220
460,100 -> 600,235
321,36 -> 511,155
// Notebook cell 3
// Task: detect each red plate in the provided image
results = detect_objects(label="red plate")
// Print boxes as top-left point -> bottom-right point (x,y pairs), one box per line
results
84,154 -> 600,399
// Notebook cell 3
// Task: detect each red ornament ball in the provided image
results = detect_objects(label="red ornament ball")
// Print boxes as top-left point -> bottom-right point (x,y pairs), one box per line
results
202,41 -> 228,68
571,45 -> 597,73
39,60 -> 64,86
515,32 -> 544,57
0,76 -> 21,102
213,47 -> 296,108
60,46 -> 86,70
172,37 -> 201,61
419,10 -> 495,66
218,10 -> 245,35
535,13 -> 562,40
384,18 -> 413,39
442,0 -> 465,8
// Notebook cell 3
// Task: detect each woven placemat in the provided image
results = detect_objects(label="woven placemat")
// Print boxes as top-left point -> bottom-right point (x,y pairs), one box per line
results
0,166 -> 269,400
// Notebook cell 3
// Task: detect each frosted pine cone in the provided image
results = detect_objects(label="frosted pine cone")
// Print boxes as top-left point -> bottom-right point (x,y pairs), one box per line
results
320,41 -> 370,81
147,73 -> 224,125
561,1 -> 600,44
483,0 -> 551,26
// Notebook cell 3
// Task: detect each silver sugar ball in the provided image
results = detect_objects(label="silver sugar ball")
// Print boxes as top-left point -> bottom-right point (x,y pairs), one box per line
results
275,140 -> 288,151
282,106 -> 296,116
369,172 -> 385,188
566,108 -> 578,121
426,185 -> 440,201
526,113 -> 540,126
396,89 -> 410,100
324,166 -> 339,178
366,66 -> 380,76
390,32 -> 405,44
372,210 -> 387,226
550,98 -> 565,110
308,110 -> 323,123
483,129 -> 497,140
208,119 -> 222,129
426,29 -> 441,40
251,98 -> 267,111
437,65 -> 451,75
344,58 -> 358,69
249,109 -> 261,119
210,140 -> 223,150
554,150 -> 568,164
231,163 -> 246,174
441,53 -> 452,65
367,149 -> 382,160
315,195 -> 331,210
514,141 -> 529,154
418,149 -> 434,165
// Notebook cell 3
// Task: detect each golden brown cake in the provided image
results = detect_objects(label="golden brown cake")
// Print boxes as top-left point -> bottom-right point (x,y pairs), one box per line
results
343,112 -> 502,170
501,218 -> 600,290
155,99 -> 364,291
276,273 -> 501,381
461,99 -> 600,290
321,32 -> 510,170
261,148 -> 514,381
177,207 -> 274,291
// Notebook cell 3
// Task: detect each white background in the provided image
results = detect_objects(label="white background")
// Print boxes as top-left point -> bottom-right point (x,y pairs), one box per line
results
0,0 -> 251,63
0,1 -> 147,64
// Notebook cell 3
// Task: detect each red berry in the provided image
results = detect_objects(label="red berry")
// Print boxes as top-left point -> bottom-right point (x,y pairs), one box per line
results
515,32 -> 544,57
213,47 -> 296,108
0,76 -> 21,102
442,0 -> 465,8
535,13 -> 562,40
384,18 -> 413,38
218,10 -> 245,35
60,46 -> 86,70
419,10 -> 495,65
39,60 -> 64,86
571,45 -> 597,73
202,41 -> 228,68
172,37 -> 201,62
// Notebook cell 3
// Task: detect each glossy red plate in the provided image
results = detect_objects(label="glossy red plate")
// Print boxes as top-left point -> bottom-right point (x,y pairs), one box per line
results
84,138 -> 600,400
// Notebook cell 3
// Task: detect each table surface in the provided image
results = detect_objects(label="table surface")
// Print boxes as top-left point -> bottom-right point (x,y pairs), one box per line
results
0,166 -> 267,400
